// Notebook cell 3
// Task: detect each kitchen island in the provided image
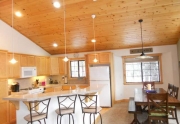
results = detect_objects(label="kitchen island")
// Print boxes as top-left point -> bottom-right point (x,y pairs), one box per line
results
3,85 -> 104,124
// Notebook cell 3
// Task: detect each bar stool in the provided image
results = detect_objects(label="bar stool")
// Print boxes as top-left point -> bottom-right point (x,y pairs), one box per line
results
55,94 -> 77,124
78,94 -> 102,124
24,98 -> 51,124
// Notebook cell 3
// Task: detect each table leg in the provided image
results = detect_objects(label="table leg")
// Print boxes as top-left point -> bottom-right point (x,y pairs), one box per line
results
131,113 -> 141,124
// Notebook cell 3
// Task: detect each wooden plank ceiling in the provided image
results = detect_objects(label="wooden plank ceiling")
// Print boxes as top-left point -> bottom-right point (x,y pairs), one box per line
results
0,0 -> 180,55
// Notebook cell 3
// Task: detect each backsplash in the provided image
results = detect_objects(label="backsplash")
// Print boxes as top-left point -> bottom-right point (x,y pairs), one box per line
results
8,76 -> 49,90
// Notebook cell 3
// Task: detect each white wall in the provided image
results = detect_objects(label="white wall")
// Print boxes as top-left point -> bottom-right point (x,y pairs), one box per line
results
0,20 -> 50,56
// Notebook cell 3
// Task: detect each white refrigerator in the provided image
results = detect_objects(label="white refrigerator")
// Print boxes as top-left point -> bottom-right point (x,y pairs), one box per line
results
89,65 -> 112,107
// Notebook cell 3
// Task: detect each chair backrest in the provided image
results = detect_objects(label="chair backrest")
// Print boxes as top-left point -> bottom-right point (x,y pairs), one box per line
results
57,94 -> 77,115
142,82 -> 155,89
173,86 -> 179,99
29,98 -> 51,122
78,94 -> 98,113
167,83 -> 174,96
147,93 -> 168,119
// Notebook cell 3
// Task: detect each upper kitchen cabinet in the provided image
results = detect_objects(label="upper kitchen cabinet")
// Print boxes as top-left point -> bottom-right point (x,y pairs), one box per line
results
8,53 -> 21,78
50,57 -> 59,75
20,54 -> 35,67
86,52 -> 112,64
0,50 -> 7,78
59,57 -> 67,75
36,56 -> 49,76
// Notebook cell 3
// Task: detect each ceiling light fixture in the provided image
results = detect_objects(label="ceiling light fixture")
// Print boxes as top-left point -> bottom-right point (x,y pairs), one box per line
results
53,43 -> 58,47
15,11 -> 22,17
136,19 -> 153,59
53,1 -> 61,8
9,0 -> 17,64
63,0 -> 68,62
92,14 -> 98,63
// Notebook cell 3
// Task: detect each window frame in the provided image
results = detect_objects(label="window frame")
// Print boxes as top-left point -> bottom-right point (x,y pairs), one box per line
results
69,58 -> 86,79
122,53 -> 163,85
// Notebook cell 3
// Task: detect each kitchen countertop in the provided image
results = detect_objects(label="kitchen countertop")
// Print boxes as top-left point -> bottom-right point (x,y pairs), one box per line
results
3,85 -> 103,102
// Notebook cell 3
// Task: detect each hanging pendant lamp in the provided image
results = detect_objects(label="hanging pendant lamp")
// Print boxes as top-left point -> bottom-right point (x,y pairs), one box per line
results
63,0 -> 68,62
9,0 -> 17,64
91,14 -> 98,63
136,19 -> 153,59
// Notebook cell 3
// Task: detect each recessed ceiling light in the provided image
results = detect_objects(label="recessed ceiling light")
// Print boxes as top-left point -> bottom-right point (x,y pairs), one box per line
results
53,1 -> 61,8
53,43 -> 58,47
93,0 -> 97,1
15,11 -> 22,17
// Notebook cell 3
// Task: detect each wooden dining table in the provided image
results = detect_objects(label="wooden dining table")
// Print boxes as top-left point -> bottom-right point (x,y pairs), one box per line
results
134,88 -> 180,107
132,88 -> 180,124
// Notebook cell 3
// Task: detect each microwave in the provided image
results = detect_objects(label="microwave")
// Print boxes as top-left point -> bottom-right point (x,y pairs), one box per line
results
21,67 -> 37,78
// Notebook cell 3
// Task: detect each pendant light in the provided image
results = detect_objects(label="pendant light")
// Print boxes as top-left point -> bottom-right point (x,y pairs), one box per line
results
91,14 -> 98,63
63,0 -> 68,62
9,0 -> 17,64
136,19 -> 153,59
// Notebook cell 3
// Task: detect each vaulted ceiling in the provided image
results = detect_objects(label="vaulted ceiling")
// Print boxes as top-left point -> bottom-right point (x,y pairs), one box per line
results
0,0 -> 180,55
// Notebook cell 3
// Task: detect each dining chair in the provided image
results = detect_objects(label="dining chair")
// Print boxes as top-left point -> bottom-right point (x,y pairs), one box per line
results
78,94 -> 102,124
24,98 -> 51,124
147,93 -> 168,124
142,82 -> 155,90
55,94 -> 77,124
167,83 -> 174,96
168,85 -> 179,124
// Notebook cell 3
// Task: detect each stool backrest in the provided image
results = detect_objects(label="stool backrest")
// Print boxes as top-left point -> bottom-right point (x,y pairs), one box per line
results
57,94 -> 77,114
78,94 -> 98,113
29,98 -> 51,122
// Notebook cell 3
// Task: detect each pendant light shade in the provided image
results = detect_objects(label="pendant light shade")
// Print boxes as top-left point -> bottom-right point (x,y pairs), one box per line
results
9,0 -> 17,64
136,19 -> 153,59
92,14 -> 98,63
63,0 -> 68,62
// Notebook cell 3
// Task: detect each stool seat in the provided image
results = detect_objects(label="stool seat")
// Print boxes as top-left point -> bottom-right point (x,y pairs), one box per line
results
55,108 -> 74,115
24,113 -> 46,122
83,106 -> 102,113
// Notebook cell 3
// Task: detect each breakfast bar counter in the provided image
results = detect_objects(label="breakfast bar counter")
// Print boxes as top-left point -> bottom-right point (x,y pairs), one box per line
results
3,85 -> 105,124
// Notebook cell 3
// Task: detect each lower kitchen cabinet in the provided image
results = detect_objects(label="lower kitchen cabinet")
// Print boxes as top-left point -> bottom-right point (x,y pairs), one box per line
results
0,101 -> 9,124
44,87 -> 54,93
0,79 -> 9,124
9,102 -> 16,124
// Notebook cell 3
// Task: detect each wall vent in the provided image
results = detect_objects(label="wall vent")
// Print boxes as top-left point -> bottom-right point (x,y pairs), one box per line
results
130,48 -> 153,54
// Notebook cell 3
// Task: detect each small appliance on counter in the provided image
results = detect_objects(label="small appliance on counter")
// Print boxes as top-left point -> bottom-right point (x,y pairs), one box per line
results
11,82 -> 20,92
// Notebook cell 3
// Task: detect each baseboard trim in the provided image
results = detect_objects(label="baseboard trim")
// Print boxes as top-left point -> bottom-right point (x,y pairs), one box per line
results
114,99 -> 129,103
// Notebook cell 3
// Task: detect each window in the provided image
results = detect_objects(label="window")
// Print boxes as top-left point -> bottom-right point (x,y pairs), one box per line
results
70,60 -> 86,78
123,54 -> 162,84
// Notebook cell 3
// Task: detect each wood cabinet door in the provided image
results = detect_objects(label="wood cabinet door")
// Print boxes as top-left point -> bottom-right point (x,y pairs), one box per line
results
20,55 -> 28,67
9,102 -> 16,124
0,79 -> 9,124
99,52 -> 111,63
0,51 -> 7,78
59,57 -> 67,75
27,55 -> 35,66
87,54 -> 99,64
45,57 -> 50,75
50,57 -> 59,75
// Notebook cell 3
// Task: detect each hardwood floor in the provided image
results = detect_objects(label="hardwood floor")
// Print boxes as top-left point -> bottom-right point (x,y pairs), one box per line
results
97,101 -> 180,124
